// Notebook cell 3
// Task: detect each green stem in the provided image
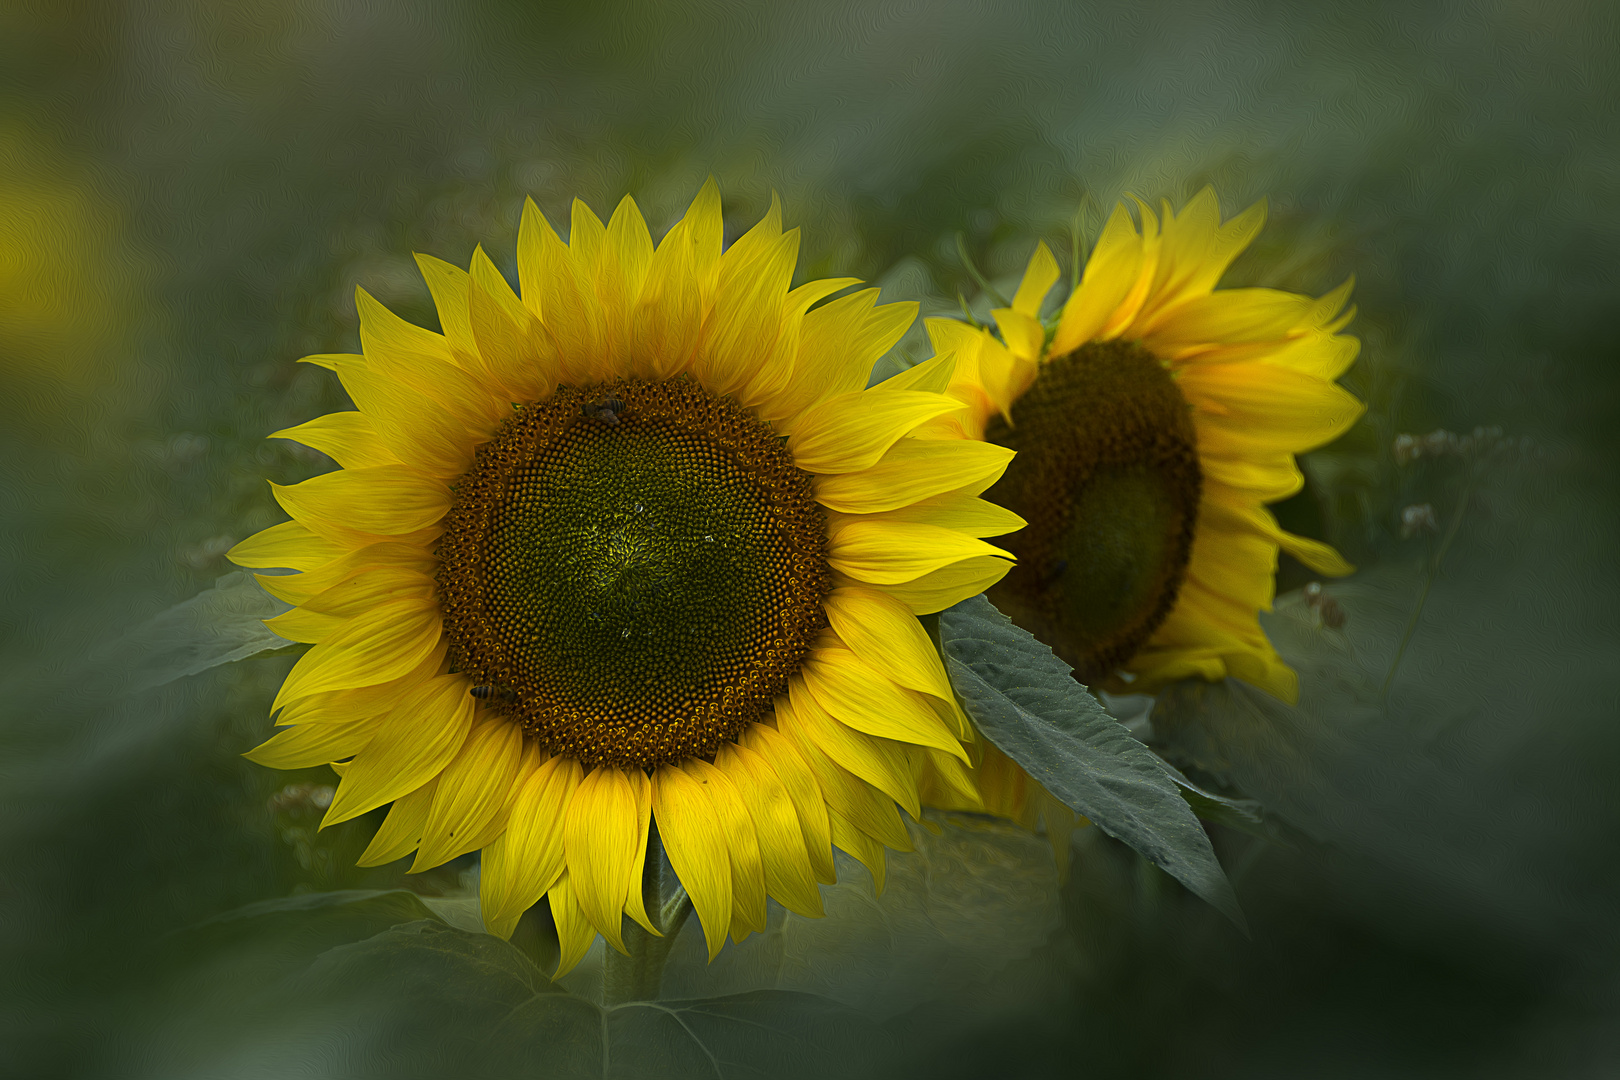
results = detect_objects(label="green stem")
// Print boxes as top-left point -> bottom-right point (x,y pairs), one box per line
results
1380,470 -> 1477,703
601,826 -> 693,1004
955,233 -> 1011,309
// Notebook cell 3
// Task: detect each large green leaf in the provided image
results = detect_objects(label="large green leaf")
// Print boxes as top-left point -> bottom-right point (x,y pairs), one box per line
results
274,921 -> 895,1080
659,814 -> 1063,1016
939,595 -> 1245,930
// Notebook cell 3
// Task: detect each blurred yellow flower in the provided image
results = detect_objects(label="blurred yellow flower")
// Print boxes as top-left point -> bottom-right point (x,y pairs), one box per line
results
931,187 -> 1363,705
0,121 -> 131,394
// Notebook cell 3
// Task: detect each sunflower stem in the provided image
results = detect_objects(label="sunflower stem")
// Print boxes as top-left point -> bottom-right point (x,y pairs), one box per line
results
602,826 -> 689,1005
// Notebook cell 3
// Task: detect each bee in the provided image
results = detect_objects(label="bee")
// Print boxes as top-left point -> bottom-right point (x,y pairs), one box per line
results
470,684 -> 518,704
582,393 -> 624,426
1301,581 -> 1346,630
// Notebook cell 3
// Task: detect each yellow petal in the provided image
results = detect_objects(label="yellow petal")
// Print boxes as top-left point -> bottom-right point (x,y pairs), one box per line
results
549,873 -> 597,979
297,352 -> 362,370
562,766 -> 639,953
320,674 -> 474,826
715,743 -> 823,918
569,198 -> 607,277
767,292 -> 915,428
271,655 -> 444,726
872,347 -> 956,395
262,605 -> 346,645
788,389 -> 964,475
469,272 -> 559,404
682,758 -> 767,941
1012,241 -> 1062,318
357,777 -> 438,867
517,199 -> 603,384
821,585 -> 954,702
991,306 -> 1045,363
865,553 -> 1013,614
271,466 -> 450,541
271,598 -> 441,709
621,767 -> 657,935
1051,201 -> 1145,355
228,520 -> 349,571
357,290 -> 505,437
271,412 -> 400,470
781,680 -> 920,818
798,648 -> 966,761
413,254 -> 482,371
481,755 -> 582,933
256,540 -> 434,606
300,566 -> 437,618
595,195 -> 655,370
243,715 -> 377,769
813,438 -> 1014,514
779,715 -> 912,852
411,719 -> 524,871
828,489 -> 1025,539
652,763 -> 733,960
330,357 -> 473,478
828,808 -> 889,894
740,721 -> 835,884
1183,362 -> 1365,453
632,181 -> 721,380
828,519 -> 1008,586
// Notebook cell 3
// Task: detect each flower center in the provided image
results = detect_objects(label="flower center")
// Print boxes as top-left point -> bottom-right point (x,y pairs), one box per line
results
983,340 -> 1201,684
437,377 -> 830,769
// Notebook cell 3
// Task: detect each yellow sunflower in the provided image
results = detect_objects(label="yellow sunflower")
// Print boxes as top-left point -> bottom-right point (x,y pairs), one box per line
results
927,187 -> 1363,705
228,183 -> 1018,975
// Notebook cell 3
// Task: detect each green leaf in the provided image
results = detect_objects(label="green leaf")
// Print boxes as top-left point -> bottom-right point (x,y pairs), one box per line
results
170,889 -> 445,974
658,814 -> 1063,1016
939,594 -> 1246,931
93,570 -> 294,692
275,921 -> 895,1080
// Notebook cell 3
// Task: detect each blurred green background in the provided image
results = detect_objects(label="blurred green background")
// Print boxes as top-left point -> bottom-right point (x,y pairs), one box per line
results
2,0 -> 1618,1076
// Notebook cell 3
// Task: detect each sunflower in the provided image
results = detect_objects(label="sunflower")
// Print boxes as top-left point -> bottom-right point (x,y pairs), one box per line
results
929,188 -> 1363,703
228,183 -> 1018,974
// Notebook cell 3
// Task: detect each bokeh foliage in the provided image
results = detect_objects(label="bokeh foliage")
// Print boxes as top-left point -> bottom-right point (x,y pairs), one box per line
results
2,0 -> 1618,1076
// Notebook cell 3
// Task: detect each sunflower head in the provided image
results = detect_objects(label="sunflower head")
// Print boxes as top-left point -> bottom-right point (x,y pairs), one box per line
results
929,187 -> 1364,702
228,183 -> 1022,975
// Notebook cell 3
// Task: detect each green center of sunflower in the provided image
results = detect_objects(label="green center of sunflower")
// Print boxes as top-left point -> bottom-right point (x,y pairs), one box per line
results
437,377 -> 830,769
984,340 -> 1201,685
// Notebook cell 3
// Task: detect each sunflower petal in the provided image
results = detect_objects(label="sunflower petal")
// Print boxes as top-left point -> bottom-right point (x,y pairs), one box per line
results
787,390 -> 963,474
562,766 -> 639,953
828,519 -> 1008,585
685,758 -> 767,941
715,743 -> 823,918
228,520 -> 349,572
781,680 -> 920,817
1011,242 -> 1061,318
821,585 -> 954,702
244,716 -> 377,769
549,873 -> 597,978
798,648 -> 967,761
271,412 -> 400,470
321,674 -> 475,826
357,777 -> 438,867
813,438 -> 1014,514
741,722 -> 835,884
271,466 -> 450,542
652,763 -> 733,960
271,598 -> 440,709
411,718 -> 524,871
481,755 -> 581,934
